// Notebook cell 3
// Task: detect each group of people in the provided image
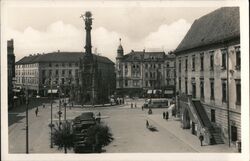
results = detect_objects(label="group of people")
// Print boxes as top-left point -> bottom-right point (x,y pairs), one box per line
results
130,103 -> 137,108
163,111 -> 169,120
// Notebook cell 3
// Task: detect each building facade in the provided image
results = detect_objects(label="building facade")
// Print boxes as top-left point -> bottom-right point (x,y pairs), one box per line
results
15,52 -> 82,97
8,39 -> 16,109
116,40 -> 176,98
175,7 -> 240,146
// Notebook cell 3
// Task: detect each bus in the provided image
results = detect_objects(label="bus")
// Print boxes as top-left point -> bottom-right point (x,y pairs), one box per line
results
143,98 -> 169,108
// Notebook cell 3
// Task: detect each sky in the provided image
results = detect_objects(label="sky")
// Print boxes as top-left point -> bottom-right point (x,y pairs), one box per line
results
4,6 -> 220,61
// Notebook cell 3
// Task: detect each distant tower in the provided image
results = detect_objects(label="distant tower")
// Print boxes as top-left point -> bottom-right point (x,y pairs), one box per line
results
117,38 -> 124,58
116,38 -> 124,91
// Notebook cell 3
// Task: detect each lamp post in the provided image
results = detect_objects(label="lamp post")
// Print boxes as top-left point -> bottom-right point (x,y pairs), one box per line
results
50,79 -> 54,148
25,88 -> 29,153
57,85 -> 62,126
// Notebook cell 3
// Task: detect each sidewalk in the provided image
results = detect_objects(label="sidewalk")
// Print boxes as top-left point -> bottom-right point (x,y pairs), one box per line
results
148,114 -> 238,153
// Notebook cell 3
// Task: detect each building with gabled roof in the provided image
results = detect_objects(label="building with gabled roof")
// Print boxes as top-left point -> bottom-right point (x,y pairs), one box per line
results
115,39 -> 176,101
174,7 -> 240,147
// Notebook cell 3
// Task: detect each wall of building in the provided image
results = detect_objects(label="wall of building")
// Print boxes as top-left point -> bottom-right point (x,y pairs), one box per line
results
176,42 -> 241,144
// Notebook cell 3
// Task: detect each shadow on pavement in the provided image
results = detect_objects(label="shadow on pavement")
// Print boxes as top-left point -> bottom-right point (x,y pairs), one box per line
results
8,98 -> 55,126
148,126 -> 158,132
8,114 -> 25,126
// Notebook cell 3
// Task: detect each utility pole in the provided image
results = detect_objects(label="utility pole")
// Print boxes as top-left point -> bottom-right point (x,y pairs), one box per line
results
25,88 -> 29,154
50,79 -> 53,148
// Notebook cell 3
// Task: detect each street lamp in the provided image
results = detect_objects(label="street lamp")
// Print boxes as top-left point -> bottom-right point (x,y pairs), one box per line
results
25,88 -> 29,153
50,79 -> 54,148
57,85 -> 62,126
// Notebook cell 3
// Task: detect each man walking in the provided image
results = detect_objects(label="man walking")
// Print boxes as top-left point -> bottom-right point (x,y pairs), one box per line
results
35,107 -> 39,117
146,120 -> 149,128
163,112 -> 166,119
199,134 -> 204,146
165,111 -> 169,120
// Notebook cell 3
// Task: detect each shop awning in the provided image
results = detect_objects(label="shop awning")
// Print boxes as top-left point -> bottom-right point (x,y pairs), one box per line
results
13,89 -> 21,92
147,90 -> 152,94
48,89 -> 58,94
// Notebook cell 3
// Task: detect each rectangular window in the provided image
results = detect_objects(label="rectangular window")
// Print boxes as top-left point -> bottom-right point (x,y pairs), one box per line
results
192,55 -> 195,71
185,78 -> 188,94
62,70 -> 65,76
185,58 -> 188,72
125,80 -> 128,87
210,79 -> 215,100
231,126 -> 237,142
236,81 -> 241,105
210,51 -> 214,71
192,78 -> 196,98
145,72 -> 148,78
69,63 -> 72,67
221,49 -> 227,69
235,46 -> 241,70
62,78 -> 65,84
200,78 -> 204,99
211,109 -> 216,122
167,62 -> 169,67
222,80 -> 227,102
200,53 -> 204,71
179,77 -> 181,92
55,70 -> 59,76
69,70 -> 72,75
179,59 -> 181,73
62,63 -> 65,67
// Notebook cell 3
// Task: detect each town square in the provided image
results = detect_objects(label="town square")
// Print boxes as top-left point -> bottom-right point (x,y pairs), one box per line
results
2,1 -> 248,160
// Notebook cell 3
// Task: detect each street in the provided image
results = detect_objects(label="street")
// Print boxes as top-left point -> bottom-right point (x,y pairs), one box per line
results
8,98 -> 237,153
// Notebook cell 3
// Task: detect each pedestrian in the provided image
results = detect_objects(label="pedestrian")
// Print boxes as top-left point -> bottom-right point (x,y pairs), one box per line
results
131,103 -> 133,108
165,111 -> 169,120
35,107 -> 39,117
43,104 -> 45,108
97,112 -> 101,123
163,112 -> 166,119
199,134 -> 204,146
142,105 -> 144,111
146,120 -> 149,128
135,103 -> 137,108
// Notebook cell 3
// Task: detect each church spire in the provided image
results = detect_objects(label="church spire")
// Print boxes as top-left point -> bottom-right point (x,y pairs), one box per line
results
117,38 -> 124,58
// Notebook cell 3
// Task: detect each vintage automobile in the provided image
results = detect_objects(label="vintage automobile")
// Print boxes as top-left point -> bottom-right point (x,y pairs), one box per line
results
72,112 -> 96,153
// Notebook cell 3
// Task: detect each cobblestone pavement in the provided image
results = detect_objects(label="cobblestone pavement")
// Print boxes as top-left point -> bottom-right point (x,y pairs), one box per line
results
8,98 -> 237,153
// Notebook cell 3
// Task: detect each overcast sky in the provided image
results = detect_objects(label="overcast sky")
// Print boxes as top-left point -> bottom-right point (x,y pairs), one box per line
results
4,6 -> 220,61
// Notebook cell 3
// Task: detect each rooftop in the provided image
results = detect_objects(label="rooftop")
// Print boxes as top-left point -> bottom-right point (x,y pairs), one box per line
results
122,50 -> 174,62
175,7 -> 240,54
16,52 -> 114,65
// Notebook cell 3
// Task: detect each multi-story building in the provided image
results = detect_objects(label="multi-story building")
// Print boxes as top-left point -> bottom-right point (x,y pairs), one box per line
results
175,7 -> 240,146
15,51 -> 82,97
116,39 -> 176,99
8,39 -> 16,109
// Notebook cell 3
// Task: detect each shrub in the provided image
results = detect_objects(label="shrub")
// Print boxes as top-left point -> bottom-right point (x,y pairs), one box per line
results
85,124 -> 113,153
52,121 -> 74,153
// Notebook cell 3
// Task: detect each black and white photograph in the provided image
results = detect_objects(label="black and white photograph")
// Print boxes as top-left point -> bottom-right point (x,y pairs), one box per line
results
1,0 -> 249,161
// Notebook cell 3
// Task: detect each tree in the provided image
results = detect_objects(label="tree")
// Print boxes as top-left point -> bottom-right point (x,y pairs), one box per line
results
85,124 -> 113,153
52,121 -> 74,153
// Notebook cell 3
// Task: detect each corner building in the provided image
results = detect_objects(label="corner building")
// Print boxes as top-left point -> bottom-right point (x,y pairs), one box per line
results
116,40 -> 176,99
175,7 -> 240,146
